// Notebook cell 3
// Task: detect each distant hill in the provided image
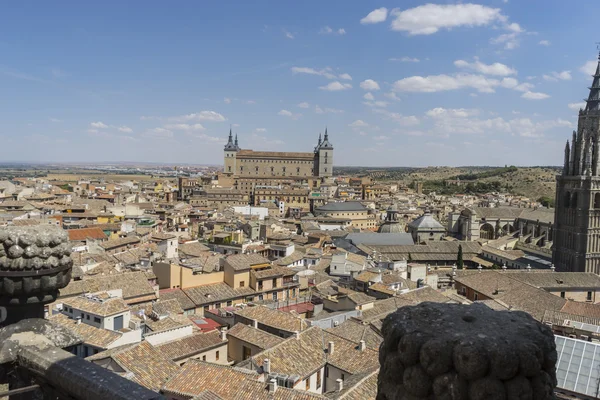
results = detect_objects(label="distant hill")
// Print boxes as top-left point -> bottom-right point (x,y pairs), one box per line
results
334,166 -> 561,200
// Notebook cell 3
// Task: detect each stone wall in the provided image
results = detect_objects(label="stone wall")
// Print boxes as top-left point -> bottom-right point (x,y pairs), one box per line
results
377,302 -> 557,400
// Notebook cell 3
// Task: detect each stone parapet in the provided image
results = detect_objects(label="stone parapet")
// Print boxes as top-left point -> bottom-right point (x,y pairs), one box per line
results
377,302 -> 557,400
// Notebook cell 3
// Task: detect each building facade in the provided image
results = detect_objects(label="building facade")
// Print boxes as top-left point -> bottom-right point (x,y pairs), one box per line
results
223,129 -> 333,179
553,54 -> 600,273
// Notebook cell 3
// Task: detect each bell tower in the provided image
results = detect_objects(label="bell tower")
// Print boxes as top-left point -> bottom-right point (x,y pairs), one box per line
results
553,51 -> 600,273
223,128 -> 239,175
314,128 -> 333,178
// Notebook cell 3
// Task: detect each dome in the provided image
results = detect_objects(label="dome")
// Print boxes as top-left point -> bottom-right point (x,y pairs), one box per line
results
407,211 -> 444,231
378,221 -> 404,233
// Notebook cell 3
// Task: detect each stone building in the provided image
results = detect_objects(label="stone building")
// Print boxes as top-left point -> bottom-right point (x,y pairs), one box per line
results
554,53 -> 600,273
314,201 -> 377,230
223,128 -> 333,179
407,211 -> 446,243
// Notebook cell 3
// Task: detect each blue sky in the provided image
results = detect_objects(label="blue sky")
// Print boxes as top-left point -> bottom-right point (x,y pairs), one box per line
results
1,1 -> 599,167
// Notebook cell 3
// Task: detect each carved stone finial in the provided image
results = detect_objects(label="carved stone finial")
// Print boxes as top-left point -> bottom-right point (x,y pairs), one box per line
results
377,302 -> 557,400
0,226 -> 73,326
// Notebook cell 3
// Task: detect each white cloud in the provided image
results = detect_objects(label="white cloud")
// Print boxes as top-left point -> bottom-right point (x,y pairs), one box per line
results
339,73 -> 352,81
224,98 -> 232,104
49,118 -> 61,123
390,57 -> 420,62
490,32 -> 520,50
349,120 -> 368,128
580,60 -> 597,75
253,128 -> 267,134
426,108 -> 480,118
542,71 -> 572,81
454,58 -> 516,76
291,66 -> 337,80
384,92 -> 401,101
373,135 -> 390,141
144,127 -> 173,138
90,121 -> 108,129
315,105 -> 344,114
499,78 -> 533,92
363,92 -> 375,101
319,81 -> 352,91
171,111 -> 226,122
539,40 -> 551,46
297,102 -> 310,108
360,7 -> 388,24
278,109 -> 301,119
364,100 -> 389,108
284,30 -> 294,39
360,79 -> 380,91
373,108 -> 420,126
392,73 -> 499,93
568,102 -> 586,111
390,4 -> 505,35
164,123 -> 206,131
319,26 -> 346,35
117,126 -> 133,133
521,91 -> 550,100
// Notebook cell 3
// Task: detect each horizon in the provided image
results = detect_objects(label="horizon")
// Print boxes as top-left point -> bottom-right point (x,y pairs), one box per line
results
1,1 -> 597,166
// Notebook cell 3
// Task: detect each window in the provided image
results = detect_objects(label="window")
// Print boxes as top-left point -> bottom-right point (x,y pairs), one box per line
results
240,281 -> 245,287
227,300 -> 232,306
94,317 -> 101,324
272,278 -> 277,288
273,291 -> 278,300
325,366 -> 329,378
587,291 -> 593,301
306,379 -> 310,390
216,351 -> 220,361
474,293 -> 478,301
202,355 -> 206,361
560,291 -> 566,298
243,346 -> 252,360
341,373 -> 345,381
316,371 -> 321,389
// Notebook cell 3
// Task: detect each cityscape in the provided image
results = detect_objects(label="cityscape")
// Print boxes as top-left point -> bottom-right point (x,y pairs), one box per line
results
2,2 -> 600,400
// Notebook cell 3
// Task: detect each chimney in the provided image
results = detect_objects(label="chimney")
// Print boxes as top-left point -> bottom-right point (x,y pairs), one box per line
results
328,341 -> 335,355
220,327 -> 227,341
253,319 -> 258,329
76,316 -> 82,325
551,264 -> 556,272
294,330 -> 300,340
358,340 -> 366,351
263,358 -> 271,374
336,378 -> 343,392
268,378 -> 277,393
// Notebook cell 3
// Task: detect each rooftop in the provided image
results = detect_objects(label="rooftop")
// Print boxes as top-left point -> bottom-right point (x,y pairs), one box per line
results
234,305 -> 308,333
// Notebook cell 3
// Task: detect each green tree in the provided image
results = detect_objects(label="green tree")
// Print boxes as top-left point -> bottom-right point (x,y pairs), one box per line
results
537,196 -> 555,208
457,245 -> 464,270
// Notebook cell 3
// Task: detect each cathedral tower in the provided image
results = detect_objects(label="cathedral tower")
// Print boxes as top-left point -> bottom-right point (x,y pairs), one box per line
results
553,52 -> 600,273
223,129 -> 240,175
314,128 -> 333,177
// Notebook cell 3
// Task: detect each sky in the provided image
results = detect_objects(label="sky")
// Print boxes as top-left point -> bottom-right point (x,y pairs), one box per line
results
1,1 -> 599,167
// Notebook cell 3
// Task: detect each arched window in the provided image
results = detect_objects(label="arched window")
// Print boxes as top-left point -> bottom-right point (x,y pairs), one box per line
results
571,192 -> 578,209
564,192 -> 570,208
594,193 -> 600,209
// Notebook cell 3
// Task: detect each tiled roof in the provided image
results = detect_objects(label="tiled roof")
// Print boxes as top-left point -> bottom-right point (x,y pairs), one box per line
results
87,341 -> 180,392
159,288 -> 196,310
152,298 -> 184,316
505,271 -> 600,289
145,315 -> 194,334
252,266 -> 296,280
560,301 -> 600,319
99,236 -> 141,249
49,313 -> 121,349
542,309 -> 600,326
454,271 -> 567,320
63,295 -> 129,317
325,320 -> 383,350
227,323 -> 285,350
184,282 -> 255,307
251,326 -> 379,379
67,227 -> 108,241
59,271 -> 156,302
336,370 -> 378,400
337,287 -> 376,305
151,232 -> 176,240
154,331 -> 225,362
162,359 -> 324,400
355,286 -> 452,323
225,253 -> 270,271
316,202 -> 367,212
234,306 -> 308,333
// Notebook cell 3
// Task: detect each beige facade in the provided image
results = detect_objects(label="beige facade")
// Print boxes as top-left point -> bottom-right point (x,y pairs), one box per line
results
153,262 -> 224,289
254,187 -> 310,210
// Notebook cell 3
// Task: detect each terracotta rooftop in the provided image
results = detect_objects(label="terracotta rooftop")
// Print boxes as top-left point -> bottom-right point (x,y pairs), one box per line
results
225,253 -> 271,271
227,322 -> 285,350
234,305 -> 308,333
49,313 -> 121,349
183,282 -> 255,307
67,227 -> 108,241
154,331 -> 225,362
63,294 -> 129,317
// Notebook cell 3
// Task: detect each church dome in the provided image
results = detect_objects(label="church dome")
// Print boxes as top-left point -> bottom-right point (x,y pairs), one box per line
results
378,220 -> 404,233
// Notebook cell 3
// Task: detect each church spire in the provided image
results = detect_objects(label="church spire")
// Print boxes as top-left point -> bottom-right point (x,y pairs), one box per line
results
324,127 -> 329,140
564,140 -> 570,175
585,51 -> 600,112
224,127 -> 237,151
